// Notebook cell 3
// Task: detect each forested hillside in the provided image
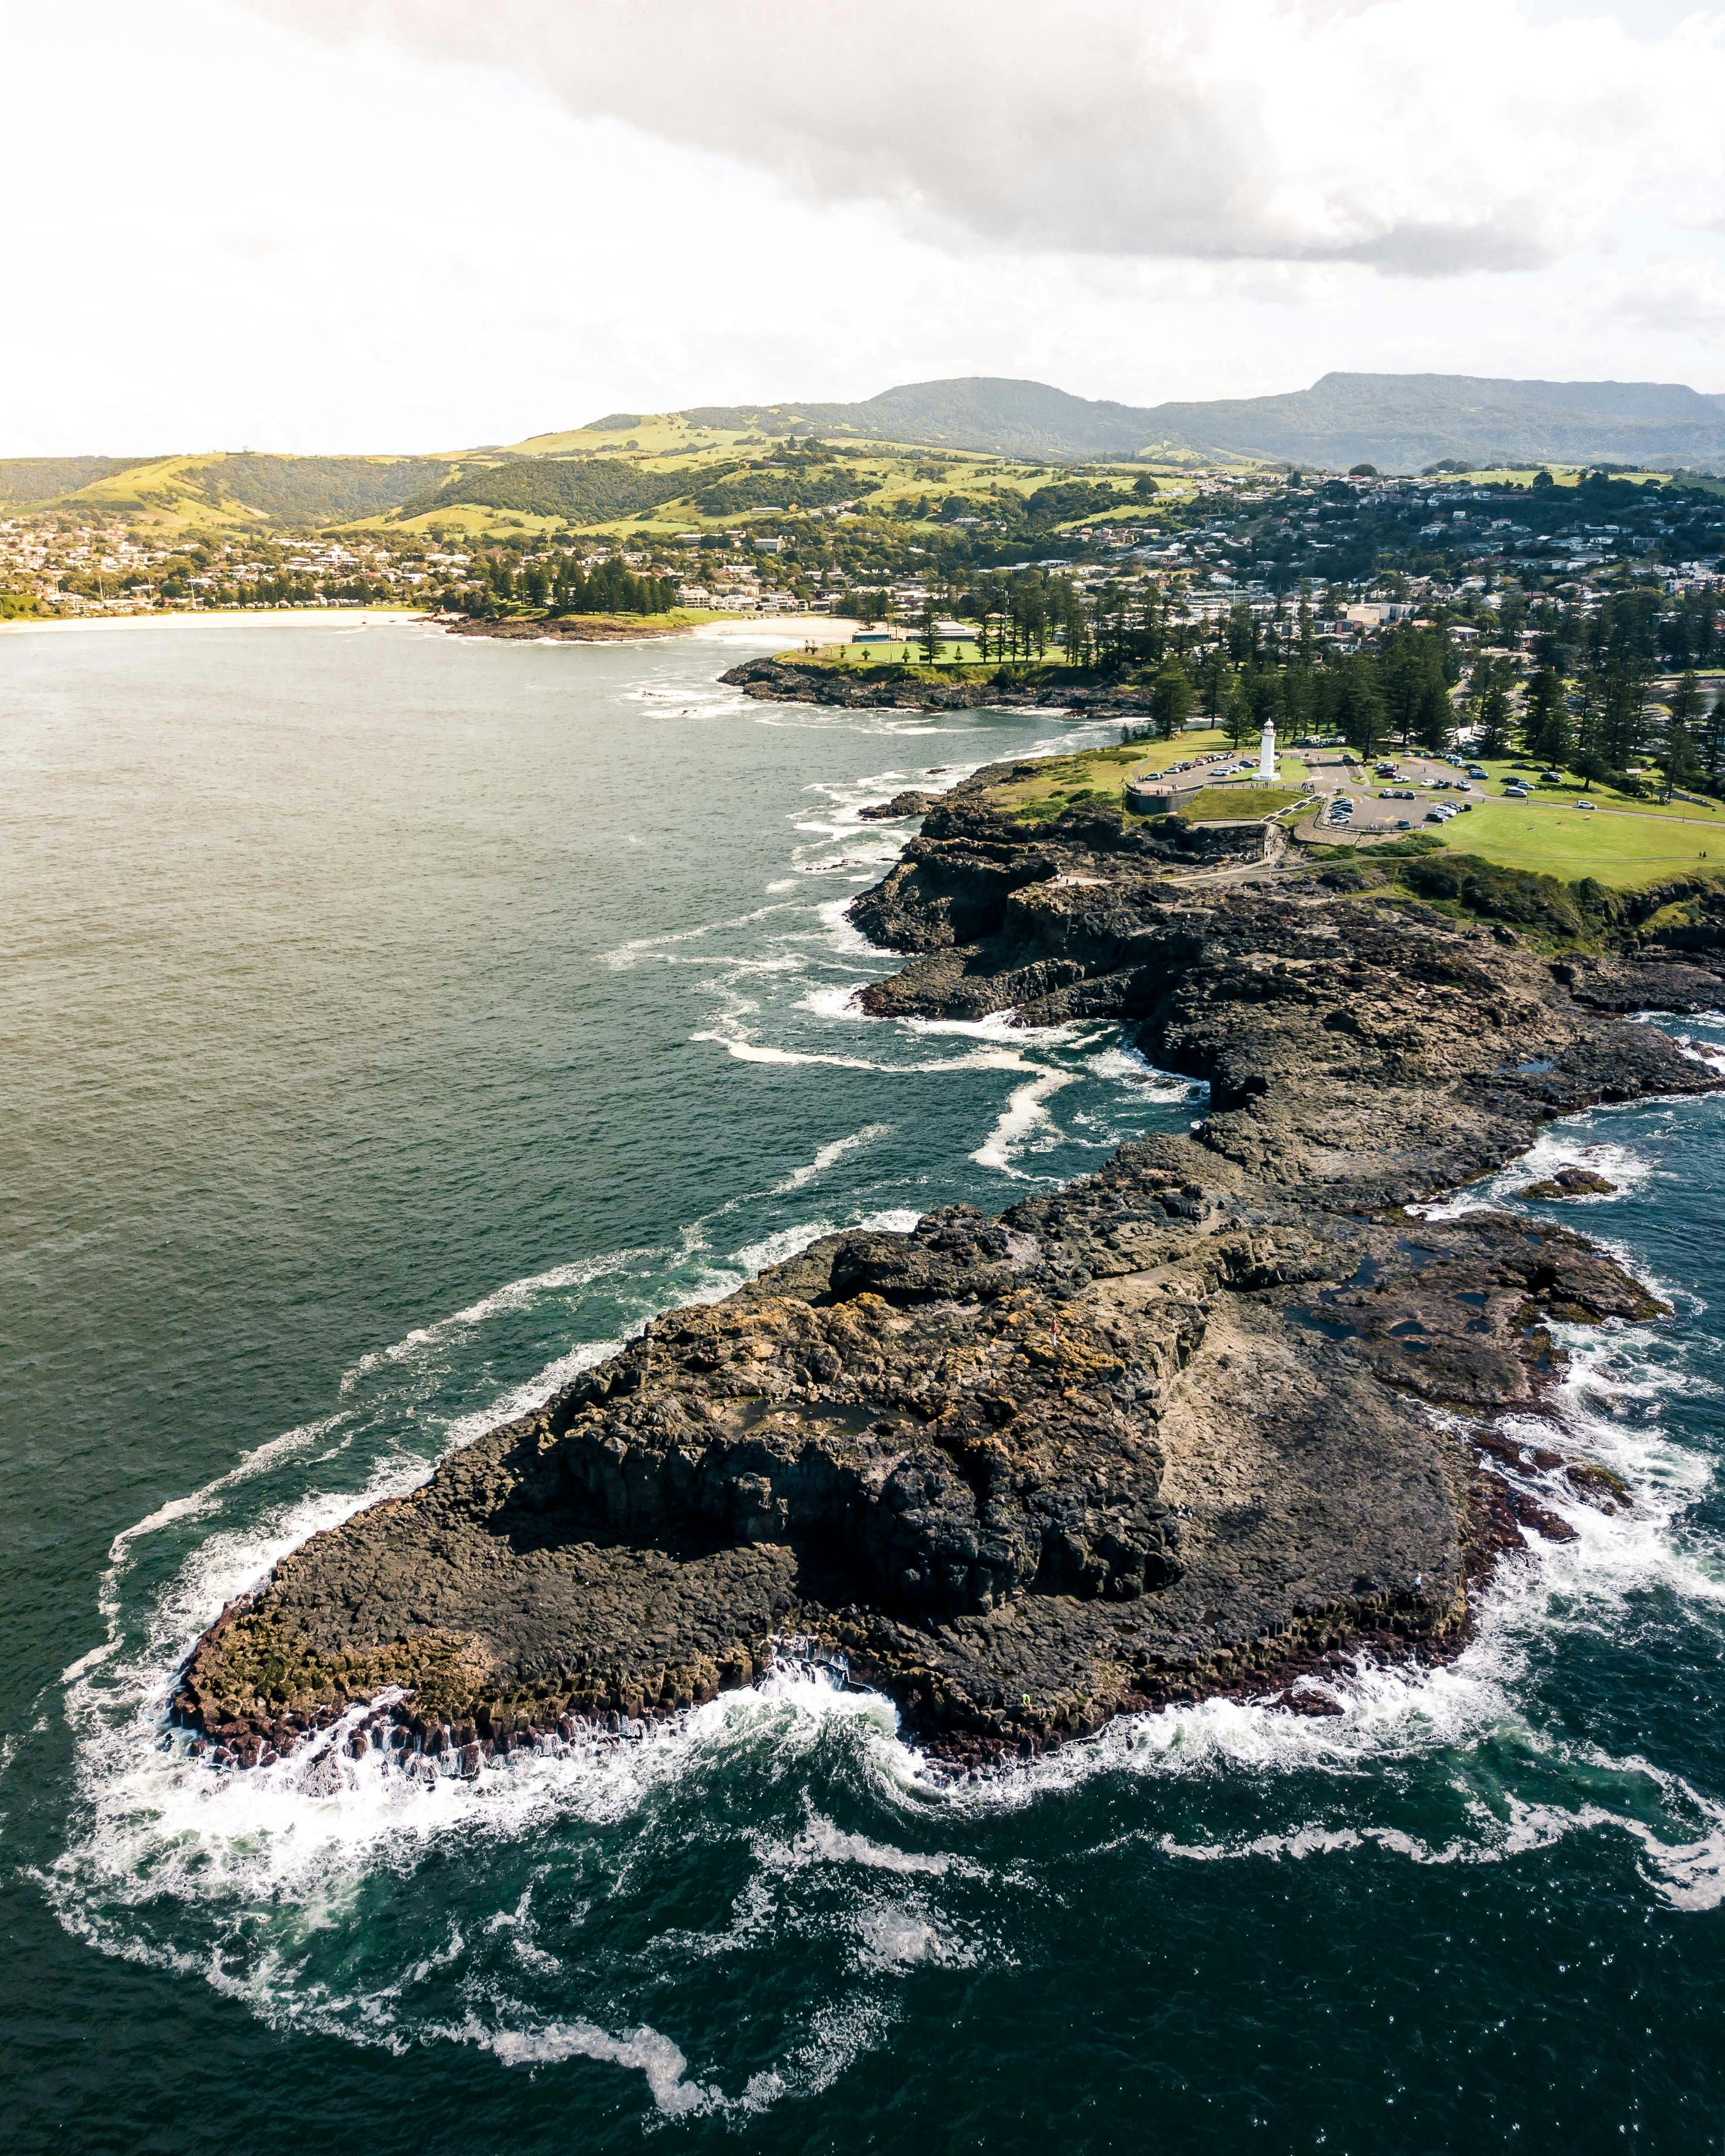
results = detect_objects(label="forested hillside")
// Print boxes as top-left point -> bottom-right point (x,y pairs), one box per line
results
0,456 -> 160,508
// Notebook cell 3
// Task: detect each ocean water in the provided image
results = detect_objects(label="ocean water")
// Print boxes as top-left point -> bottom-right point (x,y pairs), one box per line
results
3,617 -> 1725,2154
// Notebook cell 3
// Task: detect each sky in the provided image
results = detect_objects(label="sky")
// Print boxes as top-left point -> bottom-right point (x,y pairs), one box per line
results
2,0 -> 1723,455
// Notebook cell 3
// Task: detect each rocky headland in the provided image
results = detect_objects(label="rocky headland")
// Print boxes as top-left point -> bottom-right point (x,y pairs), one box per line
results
172,763 -> 1725,1774
722,653 -> 1160,717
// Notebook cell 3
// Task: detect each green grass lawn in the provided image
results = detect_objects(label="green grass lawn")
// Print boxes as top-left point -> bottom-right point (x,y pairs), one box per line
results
817,638 -> 987,666
1468,756 -> 1725,823
807,637 -> 1104,671
1435,798 -> 1725,885
1180,784 -> 1305,822
984,729 -> 1233,819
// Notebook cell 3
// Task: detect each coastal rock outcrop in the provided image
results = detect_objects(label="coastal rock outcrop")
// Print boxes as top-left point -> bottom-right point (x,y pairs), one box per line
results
1517,1166 -> 1620,1200
858,790 -> 939,821
172,760 -> 1725,1768
721,655 -> 1161,718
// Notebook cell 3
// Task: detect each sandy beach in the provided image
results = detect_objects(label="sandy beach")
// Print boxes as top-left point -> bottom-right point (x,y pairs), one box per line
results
0,607 -> 427,637
0,608 -> 855,644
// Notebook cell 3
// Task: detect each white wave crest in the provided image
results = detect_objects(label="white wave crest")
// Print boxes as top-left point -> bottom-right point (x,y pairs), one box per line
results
971,1069 -> 1077,1175
603,900 -> 803,969
340,1246 -> 655,1388
772,1124 -> 891,1193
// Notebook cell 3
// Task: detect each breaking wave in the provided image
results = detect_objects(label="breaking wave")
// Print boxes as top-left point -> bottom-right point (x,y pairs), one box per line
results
24,649 -> 1725,2124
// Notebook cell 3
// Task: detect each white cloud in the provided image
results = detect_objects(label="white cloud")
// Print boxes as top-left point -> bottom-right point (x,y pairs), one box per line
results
1608,262 -> 1725,332
247,0 -> 1725,275
2,0 -> 1723,453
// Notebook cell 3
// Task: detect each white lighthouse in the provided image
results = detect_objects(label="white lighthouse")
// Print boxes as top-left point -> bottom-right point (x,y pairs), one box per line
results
1257,717 -> 1277,781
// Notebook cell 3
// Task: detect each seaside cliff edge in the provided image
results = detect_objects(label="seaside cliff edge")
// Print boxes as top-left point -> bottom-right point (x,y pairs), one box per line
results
171,764 -> 1725,1770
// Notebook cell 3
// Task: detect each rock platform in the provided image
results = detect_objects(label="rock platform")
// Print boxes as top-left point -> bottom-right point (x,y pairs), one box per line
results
173,766 -> 1725,1769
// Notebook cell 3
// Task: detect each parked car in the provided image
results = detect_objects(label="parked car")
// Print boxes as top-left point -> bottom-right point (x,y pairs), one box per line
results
1505,785 -> 1529,799
1540,770 -> 1564,784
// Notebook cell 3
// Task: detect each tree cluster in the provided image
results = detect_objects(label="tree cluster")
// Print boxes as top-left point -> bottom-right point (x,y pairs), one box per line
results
458,552 -> 674,618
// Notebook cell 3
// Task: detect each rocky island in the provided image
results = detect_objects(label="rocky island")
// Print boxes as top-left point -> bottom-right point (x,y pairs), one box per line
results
172,765 -> 1725,1773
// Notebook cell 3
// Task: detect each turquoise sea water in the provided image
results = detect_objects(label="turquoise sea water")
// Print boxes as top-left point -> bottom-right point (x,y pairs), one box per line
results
4,617 -> 1725,2153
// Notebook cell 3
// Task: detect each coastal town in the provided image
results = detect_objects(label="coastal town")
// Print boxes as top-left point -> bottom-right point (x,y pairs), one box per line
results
5,454 -> 1723,811
5,458 -> 1722,632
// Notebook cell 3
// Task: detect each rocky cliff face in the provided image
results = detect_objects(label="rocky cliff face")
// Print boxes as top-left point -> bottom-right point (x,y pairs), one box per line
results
172,770 -> 1725,1773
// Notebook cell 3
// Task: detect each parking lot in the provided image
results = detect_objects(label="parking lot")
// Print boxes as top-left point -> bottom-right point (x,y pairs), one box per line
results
1298,750 -> 1573,839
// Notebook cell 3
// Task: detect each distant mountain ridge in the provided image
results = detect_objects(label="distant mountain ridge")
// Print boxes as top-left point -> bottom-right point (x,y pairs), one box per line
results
665,372 -> 1725,473
11,371 -> 1725,537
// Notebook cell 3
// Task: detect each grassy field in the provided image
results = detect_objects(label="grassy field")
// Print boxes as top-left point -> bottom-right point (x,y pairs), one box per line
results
811,638 -> 987,667
806,638 -> 1115,673
1434,800 -> 1724,885
384,500 -> 568,540
509,415 -> 763,458
1181,784 -> 1305,822
1461,755 -> 1725,824
982,730 -> 1236,820
1425,466 -> 1674,492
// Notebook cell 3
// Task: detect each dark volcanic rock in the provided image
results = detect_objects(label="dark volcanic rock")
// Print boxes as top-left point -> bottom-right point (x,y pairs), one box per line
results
858,790 -> 939,821
721,656 -> 1160,718
174,762 -> 1725,1767
1518,1167 -> 1619,1200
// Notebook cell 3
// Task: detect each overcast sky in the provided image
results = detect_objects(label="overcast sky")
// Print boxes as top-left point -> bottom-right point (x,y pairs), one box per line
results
2,0 -> 1722,455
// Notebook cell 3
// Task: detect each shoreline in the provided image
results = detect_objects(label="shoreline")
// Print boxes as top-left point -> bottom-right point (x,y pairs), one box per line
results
0,605 -> 429,637
721,650 -> 1149,718
0,605 -> 854,649
447,612 -> 858,646
167,748 -> 1725,1776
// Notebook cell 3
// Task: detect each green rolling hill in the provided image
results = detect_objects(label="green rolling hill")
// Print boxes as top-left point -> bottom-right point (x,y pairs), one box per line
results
10,371 -> 1724,537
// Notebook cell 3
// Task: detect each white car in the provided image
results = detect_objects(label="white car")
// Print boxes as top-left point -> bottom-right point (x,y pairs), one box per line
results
1574,798 -> 1596,812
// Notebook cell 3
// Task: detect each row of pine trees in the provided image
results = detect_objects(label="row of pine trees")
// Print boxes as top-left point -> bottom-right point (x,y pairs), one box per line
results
895,573 -> 1725,793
